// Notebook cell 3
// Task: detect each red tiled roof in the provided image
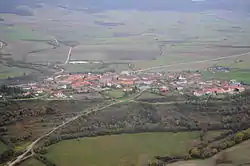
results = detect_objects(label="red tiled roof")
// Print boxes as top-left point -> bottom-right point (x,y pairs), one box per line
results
72,81 -> 91,88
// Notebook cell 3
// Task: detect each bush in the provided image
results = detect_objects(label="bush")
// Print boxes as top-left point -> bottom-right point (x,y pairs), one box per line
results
189,147 -> 201,158
226,140 -> 235,148
201,148 -> 213,159
211,148 -> 218,154
234,132 -> 245,143
34,154 -> 56,166
0,149 -> 14,164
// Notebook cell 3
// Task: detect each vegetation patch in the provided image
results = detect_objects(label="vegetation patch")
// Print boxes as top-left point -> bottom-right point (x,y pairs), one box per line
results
45,132 -> 199,166
137,91 -> 165,100
106,89 -> 125,99
14,142 -> 31,152
19,158 -> 45,166
0,141 -> 7,154
0,65 -> 32,79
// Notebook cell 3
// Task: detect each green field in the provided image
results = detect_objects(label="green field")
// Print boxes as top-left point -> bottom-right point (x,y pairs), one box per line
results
19,158 -> 45,166
0,24 -> 47,41
0,64 -> 33,79
106,89 -> 125,98
46,132 -> 199,166
2,9 -> 250,68
0,141 -> 7,154
137,91 -> 164,100
202,69 -> 250,83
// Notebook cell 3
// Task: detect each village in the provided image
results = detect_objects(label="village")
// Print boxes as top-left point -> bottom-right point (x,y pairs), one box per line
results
2,65 -> 246,101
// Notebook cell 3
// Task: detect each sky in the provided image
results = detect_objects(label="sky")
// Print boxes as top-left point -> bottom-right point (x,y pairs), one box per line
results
0,0 -> 250,13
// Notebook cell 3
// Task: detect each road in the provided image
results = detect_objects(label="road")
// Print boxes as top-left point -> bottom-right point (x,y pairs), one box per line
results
64,47 -> 72,64
7,51 -> 250,166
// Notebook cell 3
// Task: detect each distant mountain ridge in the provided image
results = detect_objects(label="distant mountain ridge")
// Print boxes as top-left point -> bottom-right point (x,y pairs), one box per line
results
0,0 -> 250,14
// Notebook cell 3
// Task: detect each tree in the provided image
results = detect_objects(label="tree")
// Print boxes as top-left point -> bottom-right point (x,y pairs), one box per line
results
148,158 -> 163,166
189,147 -> 201,158
234,132 -> 245,143
211,148 -> 218,155
226,140 -> 235,148
201,148 -> 213,159
243,128 -> 250,139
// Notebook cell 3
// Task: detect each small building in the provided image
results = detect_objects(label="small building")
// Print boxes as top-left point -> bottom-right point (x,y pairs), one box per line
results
178,75 -> 186,80
176,87 -> 184,91
193,91 -> 204,97
160,86 -> 168,93
123,88 -> 133,92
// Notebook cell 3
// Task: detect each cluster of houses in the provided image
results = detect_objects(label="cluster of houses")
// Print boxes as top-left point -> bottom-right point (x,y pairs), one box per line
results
193,80 -> 245,96
53,72 -> 165,93
5,69 -> 247,100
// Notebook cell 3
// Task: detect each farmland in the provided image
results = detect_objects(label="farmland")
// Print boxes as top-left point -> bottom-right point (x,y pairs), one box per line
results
0,64 -> 32,79
202,69 -> 250,83
1,8 -> 250,72
106,89 -> 125,98
45,132 -> 199,166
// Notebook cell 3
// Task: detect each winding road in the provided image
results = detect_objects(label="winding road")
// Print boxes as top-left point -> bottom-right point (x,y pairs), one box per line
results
7,51 -> 250,166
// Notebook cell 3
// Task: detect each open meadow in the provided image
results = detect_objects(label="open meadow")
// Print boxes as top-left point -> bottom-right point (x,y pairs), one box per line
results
0,64 -> 33,79
44,130 -> 226,166
45,132 -> 199,166
202,69 -> 250,84
19,158 -> 45,166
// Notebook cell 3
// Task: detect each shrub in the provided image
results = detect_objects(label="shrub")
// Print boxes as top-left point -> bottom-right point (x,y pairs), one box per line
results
189,147 -> 201,158
211,148 -> 218,155
234,132 -> 245,143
